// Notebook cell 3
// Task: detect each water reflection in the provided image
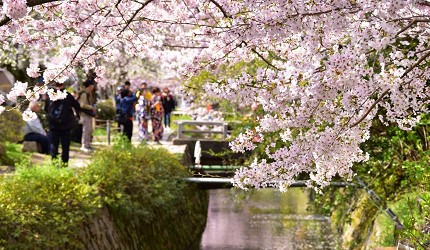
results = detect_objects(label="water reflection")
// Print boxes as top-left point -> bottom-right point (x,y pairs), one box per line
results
200,189 -> 340,250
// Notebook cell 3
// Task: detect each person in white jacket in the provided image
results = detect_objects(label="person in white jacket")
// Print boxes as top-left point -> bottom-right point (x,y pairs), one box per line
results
24,101 -> 50,154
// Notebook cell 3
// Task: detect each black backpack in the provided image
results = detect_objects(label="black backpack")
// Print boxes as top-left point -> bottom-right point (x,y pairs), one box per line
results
48,100 -> 66,125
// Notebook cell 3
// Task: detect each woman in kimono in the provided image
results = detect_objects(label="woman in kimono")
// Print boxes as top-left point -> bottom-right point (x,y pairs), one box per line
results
150,87 -> 164,144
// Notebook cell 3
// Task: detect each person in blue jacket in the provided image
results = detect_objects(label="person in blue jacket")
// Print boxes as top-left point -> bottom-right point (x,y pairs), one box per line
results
119,89 -> 137,141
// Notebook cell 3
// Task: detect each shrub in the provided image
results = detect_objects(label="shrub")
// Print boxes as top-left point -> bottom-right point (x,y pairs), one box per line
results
95,99 -> 116,120
82,143 -> 190,221
0,142 -> 30,166
0,141 -> 208,249
0,108 -> 25,143
0,163 -> 101,248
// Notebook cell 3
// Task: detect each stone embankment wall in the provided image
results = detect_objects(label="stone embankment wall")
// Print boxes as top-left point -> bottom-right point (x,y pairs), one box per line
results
79,186 -> 209,250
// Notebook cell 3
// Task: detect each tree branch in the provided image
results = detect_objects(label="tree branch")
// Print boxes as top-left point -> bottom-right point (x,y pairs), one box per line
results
350,49 -> 430,128
208,0 -> 230,18
162,43 -> 209,49
251,48 -> 279,70
395,20 -> 417,36
416,0 -> 430,7
394,19 -> 430,37
117,0 -> 155,36
0,0 -> 62,26
349,89 -> 389,128
401,49 -> 430,78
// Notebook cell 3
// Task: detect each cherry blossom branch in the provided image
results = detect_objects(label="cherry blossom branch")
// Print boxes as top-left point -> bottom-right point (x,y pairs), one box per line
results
0,0 -> 62,26
395,20 -> 417,36
350,49 -> 430,128
393,19 -> 430,37
283,5 -> 359,20
162,43 -> 209,49
251,48 -> 279,70
349,89 -> 389,128
117,0 -> 155,35
208,0 -> 230,18
105,17 -> 230,29
416,0 -> 430,7
401,49 -> 430,78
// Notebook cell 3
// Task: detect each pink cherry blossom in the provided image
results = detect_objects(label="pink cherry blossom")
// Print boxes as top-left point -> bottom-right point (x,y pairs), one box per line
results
22,109 -> 36,121
47,89 -> 67,101
26,64 -> 40,78
0,0 -> 428,190
2,0 -> 27,20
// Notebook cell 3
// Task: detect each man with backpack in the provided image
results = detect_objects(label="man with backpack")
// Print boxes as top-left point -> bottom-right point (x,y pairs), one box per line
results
45,82 -> 80,164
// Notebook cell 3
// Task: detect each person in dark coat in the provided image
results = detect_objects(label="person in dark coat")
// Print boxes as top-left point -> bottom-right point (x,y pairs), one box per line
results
119,89 -> 137,141
45,82 -> 80,164
161,87 -> 175,129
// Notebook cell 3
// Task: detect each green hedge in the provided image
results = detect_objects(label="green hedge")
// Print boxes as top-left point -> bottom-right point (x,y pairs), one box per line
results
0,109 -> 25,143
95,99 -> 116,120
0,144 -> 208,249
0,163 -> 101,248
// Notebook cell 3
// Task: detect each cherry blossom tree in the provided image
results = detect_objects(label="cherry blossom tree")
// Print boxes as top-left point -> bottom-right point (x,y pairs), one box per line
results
0,0 -> 430,190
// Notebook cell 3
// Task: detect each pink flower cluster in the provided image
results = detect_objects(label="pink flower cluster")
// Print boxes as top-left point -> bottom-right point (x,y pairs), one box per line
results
2,0 -> 27,19
0,0 -> 428,190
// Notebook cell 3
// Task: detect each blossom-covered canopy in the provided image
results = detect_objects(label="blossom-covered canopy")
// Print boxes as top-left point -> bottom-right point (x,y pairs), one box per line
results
1,0 -> 429,190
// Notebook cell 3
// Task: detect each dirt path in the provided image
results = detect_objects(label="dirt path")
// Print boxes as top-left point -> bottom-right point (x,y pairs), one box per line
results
9,120 -> 177,170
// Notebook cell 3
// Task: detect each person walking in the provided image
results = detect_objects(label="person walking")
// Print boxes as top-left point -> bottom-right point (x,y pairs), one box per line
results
45,82 -> 80,164
119,89 -> 137,141
150,87 -> 164,144
161,87 -> 176,130
136,84 -> 151,142
24,101 -> 50,154
78,79 -> 97,152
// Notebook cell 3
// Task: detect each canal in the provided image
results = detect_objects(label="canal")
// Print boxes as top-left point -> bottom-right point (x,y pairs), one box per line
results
199,189 -> 340,250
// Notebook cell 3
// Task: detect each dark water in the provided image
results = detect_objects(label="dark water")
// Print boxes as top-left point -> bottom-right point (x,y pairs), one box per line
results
199,189 -> 340,250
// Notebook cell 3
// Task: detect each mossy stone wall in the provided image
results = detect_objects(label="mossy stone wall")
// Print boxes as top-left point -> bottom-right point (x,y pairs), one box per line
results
78,186 -> 208,250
